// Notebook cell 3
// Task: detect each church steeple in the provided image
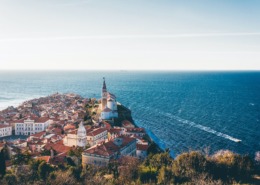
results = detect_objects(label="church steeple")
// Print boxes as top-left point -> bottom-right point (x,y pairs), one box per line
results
101,77 -> 107,110
102,77 -> 107,91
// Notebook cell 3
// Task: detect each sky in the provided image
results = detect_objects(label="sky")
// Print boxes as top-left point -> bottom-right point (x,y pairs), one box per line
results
0,0 -> 260,70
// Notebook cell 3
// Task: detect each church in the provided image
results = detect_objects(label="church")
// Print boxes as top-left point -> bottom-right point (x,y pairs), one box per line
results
100,78 -> 118,120
63,121 -> 87,147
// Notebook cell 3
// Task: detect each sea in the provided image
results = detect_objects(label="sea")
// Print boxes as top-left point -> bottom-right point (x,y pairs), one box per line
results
0,71 -> 259,157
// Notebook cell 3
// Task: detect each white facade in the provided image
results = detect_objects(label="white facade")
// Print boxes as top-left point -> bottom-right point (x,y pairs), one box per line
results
77,122 -> 87,147
87,128 -> 108,146
0,125 -> 12,138
136,144 -> 149,160
100,78 -> 118,120
100,107 -> 112,120
63,122 -> 87,147
15,117 -> 50,135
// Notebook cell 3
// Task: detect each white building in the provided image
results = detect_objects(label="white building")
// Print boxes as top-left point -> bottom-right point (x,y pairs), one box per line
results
136,143 -> 149,160
87,127 -> 108,146
63,122 -> 87,147
100,78 -> 118,120
15,117 -> 51,135
63,126 -> 107,147
0,124 -> 12,138
77,122 -> 87,147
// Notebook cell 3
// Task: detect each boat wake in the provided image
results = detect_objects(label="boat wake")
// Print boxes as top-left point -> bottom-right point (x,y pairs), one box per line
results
164,113 -> 242,143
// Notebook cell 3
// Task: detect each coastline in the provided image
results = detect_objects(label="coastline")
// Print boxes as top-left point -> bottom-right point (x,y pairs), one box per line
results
135,120 -> 175,158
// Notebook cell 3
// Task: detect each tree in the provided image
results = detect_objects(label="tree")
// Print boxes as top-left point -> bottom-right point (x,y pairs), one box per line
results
38,161 -> 53,180
117,156 -> 140,183
138,165 -> 157,183
47,170 -> 78,185
157,166 -> 174,184
11,150 -> 31,165
108,160 -> 119,179
210,150 -> 254,182
149,152 -> 172,170
147,142 -> 160,155
0,150 -> 6,178
69,166 -> 81,181
29,159 -> 42,181
2,174 -> 17,185
172,151 -> 208,180
66,157 -> 76,166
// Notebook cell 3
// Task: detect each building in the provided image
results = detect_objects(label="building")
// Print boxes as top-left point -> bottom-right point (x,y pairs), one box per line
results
82,136 -> 136,166
87,127 -> 108,146
123,127 -> 146,137
64,126 -> 107,147
122,120 -> 135,128
136,143 -> 149,160
63,122 -> 87,147
100,78 -> 118,120
15,117 -> 51,135
0,124 -> 12,138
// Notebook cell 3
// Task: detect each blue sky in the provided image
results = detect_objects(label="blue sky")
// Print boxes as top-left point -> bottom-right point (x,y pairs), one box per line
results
0,0 -> 260,70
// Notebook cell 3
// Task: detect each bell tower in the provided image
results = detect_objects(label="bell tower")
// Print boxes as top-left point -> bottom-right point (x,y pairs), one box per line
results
101,77 -> 107,110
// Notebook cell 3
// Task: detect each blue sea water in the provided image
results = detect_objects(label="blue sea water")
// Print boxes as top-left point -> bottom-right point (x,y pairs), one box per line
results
0,71 -> 259,157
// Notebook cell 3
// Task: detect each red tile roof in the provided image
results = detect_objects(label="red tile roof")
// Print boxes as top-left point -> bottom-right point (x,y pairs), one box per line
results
0,143 -> 5,148
12,119 -> 24,123
51,128 -> 62,134
13,117 -> 49,124
87,128 -> 107,137
36,156 -> 51,163
109,128 -> 122,135
126,128 -> 145,133
122,120 -> 134,127
84,136 -> 136,157
0,124 -> 11,129
68,129 -> 77,134
44,140 -> 71,154
30,131 -> 46,138
136,144 -> 149,151
64,124 -> 76,131
34,117 -> 50,123
101,121 -> 111,130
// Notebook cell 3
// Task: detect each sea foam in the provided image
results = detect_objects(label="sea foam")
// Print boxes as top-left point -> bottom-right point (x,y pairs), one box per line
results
164,113 -> 242,143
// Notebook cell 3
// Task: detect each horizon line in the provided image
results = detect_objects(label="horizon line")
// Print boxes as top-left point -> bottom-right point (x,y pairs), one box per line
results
1,32 -> 260,42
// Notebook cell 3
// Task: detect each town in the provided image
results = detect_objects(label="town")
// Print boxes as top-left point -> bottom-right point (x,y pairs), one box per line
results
0,78 -> 150,169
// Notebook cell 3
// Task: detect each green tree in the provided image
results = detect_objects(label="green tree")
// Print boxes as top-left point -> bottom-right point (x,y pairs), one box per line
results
210,151 -> 254,183
69,166 -> 81,181
147,142 -> 161,155
38,161 -> 53,180
172,151 -> 208,180
29,159 -> 42,180
2,174 -> 17,185
149,152 -> 172,170
0,150 -> 6,178
66,157 -> 76,166
157,166 -> 174,184
11,150 -> 31,165
138,165 -> 157,183
108,160 -> 119,179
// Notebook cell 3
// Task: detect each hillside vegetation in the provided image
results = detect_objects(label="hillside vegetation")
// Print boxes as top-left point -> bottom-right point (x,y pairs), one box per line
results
0,149 -> 259,185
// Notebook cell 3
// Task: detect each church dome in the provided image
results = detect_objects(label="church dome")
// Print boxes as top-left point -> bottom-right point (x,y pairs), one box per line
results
77,122 -> 86,137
